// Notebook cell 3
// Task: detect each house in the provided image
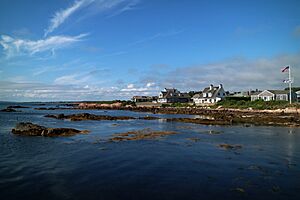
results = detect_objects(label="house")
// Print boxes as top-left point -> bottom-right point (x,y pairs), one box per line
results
157,88 -> 190,103
250,90 -> 297,102
192,84 -> 226,104
250,92 -> 261,101
230,90 -> 261,98
132,96 -> 158,103
295,90 -> 300,102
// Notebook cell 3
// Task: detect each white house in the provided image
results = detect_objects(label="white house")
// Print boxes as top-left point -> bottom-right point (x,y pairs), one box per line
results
192,84 -> 226,104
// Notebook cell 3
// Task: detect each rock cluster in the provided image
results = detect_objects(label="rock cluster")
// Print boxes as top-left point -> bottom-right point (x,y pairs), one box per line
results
45,113 -> 135,121
12,122 -> 89,137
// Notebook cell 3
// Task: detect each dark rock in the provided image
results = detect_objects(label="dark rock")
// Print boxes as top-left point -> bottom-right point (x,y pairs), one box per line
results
12,122 -> 89,137
138,116 -> 160,120
0,108 -> 18,112
167,118 -> 231,126
218,144 -> 242,150
45,113 -> 136,121
7,105 -> 30,109
35,107 -> 57,110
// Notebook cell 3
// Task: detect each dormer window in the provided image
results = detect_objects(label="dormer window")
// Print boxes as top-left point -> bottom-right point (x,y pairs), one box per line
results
203,93 -> 207,97
208,93 -> 212,97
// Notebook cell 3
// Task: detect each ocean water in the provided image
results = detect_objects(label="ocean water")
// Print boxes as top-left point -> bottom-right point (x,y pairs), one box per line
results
0,102 -> 300,200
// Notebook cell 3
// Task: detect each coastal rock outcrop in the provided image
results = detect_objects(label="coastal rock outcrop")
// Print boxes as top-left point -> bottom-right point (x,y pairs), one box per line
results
0,108 -> 18,112
78,102 -> 122,109
44,113 -> 135,121
12,122 -> 89,137
7,105 -> 30,109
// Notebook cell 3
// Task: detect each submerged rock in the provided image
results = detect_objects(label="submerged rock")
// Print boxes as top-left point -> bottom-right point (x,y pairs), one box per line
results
138,116 -> 160,120
167,118 -> 232,126
218,144 -> 242,150
110,128 -> 178,141
0,108 -> 18,112
186,137 -> 201,142
12,122 -> 89,137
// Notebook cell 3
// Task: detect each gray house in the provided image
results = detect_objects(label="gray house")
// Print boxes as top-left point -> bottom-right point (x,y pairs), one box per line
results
296,91 -> 300,102
192,84 -> 226,104
157,88 -> 190,103
132,96 -> 158,103
251,90 -> 296,102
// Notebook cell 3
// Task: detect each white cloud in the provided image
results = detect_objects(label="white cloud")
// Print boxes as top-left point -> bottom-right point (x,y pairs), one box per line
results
139,53 -> 300,92
54,73 -> 91,85
146,82 -> 155,87
1,51 -> 299,101
120,82 -> 158,93
127,83 -> 134,89
0,80 -> 154,101
0,34 -> 87,58
44,0 -> 93,37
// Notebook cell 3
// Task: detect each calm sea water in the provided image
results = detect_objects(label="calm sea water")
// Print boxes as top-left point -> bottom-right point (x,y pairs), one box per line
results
0,102 -> 300,200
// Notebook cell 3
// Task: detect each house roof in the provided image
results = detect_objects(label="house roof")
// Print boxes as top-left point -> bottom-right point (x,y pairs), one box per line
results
192,93 -> 202,98
160,88 -> 190,99
133,96 -> 153,99
192,85 -> 223,99
266,90 -> 289,95
251,92 -> 261,96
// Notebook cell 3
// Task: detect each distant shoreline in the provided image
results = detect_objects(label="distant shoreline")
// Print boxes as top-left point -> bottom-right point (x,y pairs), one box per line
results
2,101 -> 300,127
73,103 -> 300,127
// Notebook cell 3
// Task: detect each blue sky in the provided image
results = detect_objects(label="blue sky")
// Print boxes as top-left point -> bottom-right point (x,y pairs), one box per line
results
0,0 -> 300,101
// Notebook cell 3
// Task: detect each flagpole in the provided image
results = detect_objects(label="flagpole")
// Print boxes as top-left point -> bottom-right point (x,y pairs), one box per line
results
289,65 -> 292,104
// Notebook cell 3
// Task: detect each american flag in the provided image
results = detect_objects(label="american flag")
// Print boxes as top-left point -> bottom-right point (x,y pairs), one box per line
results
281,66 -> 289,72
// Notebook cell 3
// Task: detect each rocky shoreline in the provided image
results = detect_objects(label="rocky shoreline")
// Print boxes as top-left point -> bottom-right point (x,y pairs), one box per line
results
5,102 -> 299,126
43,111 -> 300,126
73,104 -> 300,126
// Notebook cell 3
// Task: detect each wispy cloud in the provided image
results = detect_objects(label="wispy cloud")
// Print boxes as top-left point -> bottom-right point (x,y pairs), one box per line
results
0,0 -> 141,59
0,33 -> 88,58
106,0 -> 140,18
44,0 -> 93,37
294,25 -> 300,37
54,73 -> 92,85
128,29 -> 184,47
45,0 -> 140,37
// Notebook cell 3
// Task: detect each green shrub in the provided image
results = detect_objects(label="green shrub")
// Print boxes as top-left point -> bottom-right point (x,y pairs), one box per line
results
215,98 -> 299,110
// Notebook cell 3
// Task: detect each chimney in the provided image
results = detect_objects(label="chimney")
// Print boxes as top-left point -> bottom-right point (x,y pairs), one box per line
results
219,84 -> 223,89
209,84 -> 213,90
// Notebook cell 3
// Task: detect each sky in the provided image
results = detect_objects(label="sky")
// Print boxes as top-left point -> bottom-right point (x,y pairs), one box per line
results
0,0 -> 300,101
